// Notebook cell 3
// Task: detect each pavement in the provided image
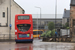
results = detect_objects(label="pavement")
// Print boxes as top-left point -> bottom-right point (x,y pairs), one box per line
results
0,39 -> 75,50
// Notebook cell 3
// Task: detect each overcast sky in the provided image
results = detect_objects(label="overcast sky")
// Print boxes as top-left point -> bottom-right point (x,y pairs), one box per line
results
14,0 -> 70,14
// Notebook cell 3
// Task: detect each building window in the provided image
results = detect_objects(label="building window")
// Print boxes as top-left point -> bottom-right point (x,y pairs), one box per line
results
0,23 -> 1,26
67,18 -> 69,22
3,12 -> 5,17
6,23 -> 8,26
73,20 -> 75,26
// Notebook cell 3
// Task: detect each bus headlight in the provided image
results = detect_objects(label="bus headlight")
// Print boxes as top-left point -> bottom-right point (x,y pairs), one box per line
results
31,34 -> 33,39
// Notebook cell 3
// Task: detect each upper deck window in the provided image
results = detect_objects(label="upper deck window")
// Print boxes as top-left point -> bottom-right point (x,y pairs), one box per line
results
18,16 -> 29,20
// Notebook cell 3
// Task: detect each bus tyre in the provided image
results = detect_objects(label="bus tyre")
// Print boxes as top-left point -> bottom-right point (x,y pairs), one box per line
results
16,42 -> 19,43
30,41 -> 33,43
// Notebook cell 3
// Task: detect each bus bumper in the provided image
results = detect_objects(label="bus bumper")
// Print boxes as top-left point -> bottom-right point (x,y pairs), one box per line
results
15,39 -> 33,42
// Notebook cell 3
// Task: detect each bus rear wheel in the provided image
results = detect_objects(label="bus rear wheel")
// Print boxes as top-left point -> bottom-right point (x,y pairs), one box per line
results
30,41 -> 33,43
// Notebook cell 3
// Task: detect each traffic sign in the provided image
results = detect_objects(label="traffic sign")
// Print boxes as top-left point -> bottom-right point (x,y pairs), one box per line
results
44,26 -> 48,29
9,24 -> 12,27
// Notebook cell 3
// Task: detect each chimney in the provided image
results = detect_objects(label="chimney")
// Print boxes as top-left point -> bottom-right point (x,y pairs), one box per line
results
64,8 -> 66,13
64,8 -> 66,11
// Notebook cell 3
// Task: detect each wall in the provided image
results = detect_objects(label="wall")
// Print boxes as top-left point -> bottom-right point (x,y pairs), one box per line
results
0,0 -> 24,39
70,6 -> 75,42
62,18 -> 67,25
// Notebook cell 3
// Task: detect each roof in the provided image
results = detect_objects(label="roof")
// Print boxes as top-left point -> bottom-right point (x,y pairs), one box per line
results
33,18 -> 62,20
32,14 -> 63,18
70,0 -> 75,6
13,0 -> 25,13
63,10 -> 70,18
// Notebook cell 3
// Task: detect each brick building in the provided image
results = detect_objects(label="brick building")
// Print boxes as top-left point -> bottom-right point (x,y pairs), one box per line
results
70,0 -> 75,41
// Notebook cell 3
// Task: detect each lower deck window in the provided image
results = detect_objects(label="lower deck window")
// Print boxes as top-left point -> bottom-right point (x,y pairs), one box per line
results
17,24 -> 31,32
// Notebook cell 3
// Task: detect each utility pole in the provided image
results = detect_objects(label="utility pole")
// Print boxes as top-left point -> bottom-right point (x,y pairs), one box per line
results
55,0 -> 57,41
35,6 -> 41,30
37,13 -> 38,39
55,0 -> 57,30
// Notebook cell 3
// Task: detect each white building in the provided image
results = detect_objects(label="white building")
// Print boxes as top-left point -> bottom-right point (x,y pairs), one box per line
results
62,9 -> 70,25
0,0 -> 25,39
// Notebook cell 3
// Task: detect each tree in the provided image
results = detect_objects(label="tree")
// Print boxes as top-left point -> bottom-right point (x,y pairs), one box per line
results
41,22 -> 55,37
48,22 -> 55,30
63,22 -> 69,29
65,22 -> 69,27
51,29 -> 55,37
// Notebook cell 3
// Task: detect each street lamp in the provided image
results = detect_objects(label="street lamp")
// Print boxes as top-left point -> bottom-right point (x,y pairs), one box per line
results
55,0 -> 57,30
35,6 -> 41,30
55,0 -> 57,41
37,13 -> 38,39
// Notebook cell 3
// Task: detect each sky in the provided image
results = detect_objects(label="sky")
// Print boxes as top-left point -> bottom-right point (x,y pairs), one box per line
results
14,0 -> 70,18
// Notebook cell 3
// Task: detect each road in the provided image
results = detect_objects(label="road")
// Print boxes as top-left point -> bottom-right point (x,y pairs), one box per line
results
0,39 -> 75,50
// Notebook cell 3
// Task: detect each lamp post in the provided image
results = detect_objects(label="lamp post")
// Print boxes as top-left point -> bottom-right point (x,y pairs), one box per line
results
55,0 -> 57,41
35,6 -> 41,30
55,0 -> 57,30
37,13 -> 38,39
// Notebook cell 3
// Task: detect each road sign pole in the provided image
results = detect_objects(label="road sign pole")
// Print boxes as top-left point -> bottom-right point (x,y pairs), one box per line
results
9,0 -> 11,40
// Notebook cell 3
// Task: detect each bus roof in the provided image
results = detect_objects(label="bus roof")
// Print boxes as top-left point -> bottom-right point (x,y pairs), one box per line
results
15,14 -> 32,16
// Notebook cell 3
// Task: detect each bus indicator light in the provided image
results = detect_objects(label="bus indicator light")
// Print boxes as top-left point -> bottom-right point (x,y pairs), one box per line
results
15,30 -> 17,32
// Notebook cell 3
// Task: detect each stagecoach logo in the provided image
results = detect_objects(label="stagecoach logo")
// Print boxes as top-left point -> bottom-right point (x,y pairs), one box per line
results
23,32 -> 25,33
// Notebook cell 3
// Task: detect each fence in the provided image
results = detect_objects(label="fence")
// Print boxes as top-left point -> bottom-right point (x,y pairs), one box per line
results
43,29 -> 71,42
60,29 -> 70,37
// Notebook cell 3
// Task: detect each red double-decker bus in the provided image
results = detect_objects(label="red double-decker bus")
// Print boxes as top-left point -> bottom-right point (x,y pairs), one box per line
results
15,14 -> 33,43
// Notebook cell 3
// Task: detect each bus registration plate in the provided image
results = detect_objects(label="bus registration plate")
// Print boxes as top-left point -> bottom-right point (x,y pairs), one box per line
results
19,34 -> 29,38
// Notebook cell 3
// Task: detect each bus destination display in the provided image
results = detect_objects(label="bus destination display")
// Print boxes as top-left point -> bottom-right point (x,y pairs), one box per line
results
18,16 -> 29,20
